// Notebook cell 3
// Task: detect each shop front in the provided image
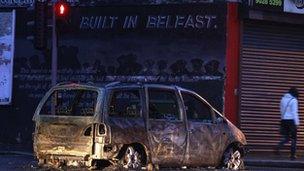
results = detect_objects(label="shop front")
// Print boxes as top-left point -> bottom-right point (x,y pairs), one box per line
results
239,0 -> 304,152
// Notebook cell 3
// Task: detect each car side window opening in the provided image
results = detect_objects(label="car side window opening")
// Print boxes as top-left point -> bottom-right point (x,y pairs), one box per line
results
182,92 -> 213,123
109,89 -> 141,118
148,88 -> 180,121
40,89 -> 98,116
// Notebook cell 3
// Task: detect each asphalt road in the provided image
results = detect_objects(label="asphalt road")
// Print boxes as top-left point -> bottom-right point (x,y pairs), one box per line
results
0,154 -> 303,171
0,154 -> 36,171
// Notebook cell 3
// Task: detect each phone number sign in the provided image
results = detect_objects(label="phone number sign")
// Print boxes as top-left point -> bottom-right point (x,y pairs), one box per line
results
253,0 -> 283,11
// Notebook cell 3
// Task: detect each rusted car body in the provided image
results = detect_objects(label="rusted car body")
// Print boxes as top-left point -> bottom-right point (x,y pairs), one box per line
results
33,82 -> 247,170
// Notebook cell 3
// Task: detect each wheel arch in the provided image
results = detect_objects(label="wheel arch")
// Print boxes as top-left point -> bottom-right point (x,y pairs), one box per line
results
223,141 -> 246,156
217,141 -> 246,167
116,142 -> 150,165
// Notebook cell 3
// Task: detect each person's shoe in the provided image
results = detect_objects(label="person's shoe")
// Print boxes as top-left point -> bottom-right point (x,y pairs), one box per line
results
290,155 -> 297,160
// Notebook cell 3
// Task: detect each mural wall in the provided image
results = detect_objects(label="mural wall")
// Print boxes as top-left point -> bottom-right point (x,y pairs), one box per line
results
0,3 -> 226,148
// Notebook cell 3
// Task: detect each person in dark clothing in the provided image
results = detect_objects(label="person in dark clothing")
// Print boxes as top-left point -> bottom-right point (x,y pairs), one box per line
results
275,87 -> 300,160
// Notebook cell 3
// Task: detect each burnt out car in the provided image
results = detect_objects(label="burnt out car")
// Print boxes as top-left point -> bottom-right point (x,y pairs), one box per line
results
33,82 -> 247,170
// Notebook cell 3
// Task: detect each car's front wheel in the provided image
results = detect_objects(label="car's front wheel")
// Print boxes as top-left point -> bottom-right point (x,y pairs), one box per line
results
221,147 -> 244,170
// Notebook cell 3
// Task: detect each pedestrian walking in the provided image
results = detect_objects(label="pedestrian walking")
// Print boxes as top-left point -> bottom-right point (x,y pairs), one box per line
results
275,87 -> 300,160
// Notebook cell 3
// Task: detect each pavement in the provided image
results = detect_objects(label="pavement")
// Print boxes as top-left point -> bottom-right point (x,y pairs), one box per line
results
0,144 -> 33,156
244,151 -> 304,169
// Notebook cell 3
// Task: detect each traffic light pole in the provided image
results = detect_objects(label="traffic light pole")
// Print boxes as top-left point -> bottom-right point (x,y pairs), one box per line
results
51,2 -> 57,86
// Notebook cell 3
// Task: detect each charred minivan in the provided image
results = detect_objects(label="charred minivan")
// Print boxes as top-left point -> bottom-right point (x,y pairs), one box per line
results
33,82 -> 247,170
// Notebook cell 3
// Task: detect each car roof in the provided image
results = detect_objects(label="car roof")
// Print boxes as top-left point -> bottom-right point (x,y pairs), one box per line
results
55,82 -> 185,90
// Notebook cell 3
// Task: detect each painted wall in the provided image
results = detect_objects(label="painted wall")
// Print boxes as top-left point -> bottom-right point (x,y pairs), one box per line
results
0,2 -> 227,148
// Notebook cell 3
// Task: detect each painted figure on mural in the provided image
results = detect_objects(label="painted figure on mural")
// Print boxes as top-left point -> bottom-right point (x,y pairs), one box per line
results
190,58 -> 205,76
82,62 -> 92,73
170,59 -> 189,77
41,48 -> 51,69
116,53 -> 142,75
204,59 -> 223,77
156,59 -> 169,81
58,46 -> 81,70
275,87 -> 300,160
92,59 -> 106,80
107,66 -> 116,76
139,59 -> 155,76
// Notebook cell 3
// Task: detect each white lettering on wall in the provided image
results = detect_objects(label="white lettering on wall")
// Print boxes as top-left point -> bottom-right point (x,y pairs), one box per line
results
123,16 -> 138,29
80,14 -> 218,30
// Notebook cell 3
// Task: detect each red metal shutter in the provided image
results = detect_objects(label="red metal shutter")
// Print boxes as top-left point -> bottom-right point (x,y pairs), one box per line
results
240,20 -> 304,152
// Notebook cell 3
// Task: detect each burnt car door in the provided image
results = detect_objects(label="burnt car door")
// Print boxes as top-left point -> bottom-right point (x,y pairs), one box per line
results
104,87 -> 148,146
33,87 -> 102,162
146,86 -> 187,166
181,91 -> 226,167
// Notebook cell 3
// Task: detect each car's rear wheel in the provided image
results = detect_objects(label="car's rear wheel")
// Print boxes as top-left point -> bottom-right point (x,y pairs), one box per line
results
122,146 -> 143,169
222,147 -> 244,170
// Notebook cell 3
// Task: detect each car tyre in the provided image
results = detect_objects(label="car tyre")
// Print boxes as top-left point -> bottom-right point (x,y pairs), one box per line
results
122,146 -> 143,169
221,147 -> 244,170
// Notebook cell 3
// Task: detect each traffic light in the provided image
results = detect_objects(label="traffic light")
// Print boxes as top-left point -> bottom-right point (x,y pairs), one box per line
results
55,0 -> 70,17
54,0 -> 71,33
34,0 -> 48,50
28,0 -> 71,49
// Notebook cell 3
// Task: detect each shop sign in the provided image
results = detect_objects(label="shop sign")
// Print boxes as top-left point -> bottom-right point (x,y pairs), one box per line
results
284,0 -> 304,14
252,0 -> 283,11
0,10 -> 15,105
249,0 -> 304,14
0,0 -> 34,8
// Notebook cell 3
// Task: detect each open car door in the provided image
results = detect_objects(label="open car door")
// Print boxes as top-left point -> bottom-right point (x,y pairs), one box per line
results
33,86 -> 102,167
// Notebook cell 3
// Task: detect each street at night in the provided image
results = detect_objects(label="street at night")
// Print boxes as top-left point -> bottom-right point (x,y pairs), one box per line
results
1,0 -> 304,170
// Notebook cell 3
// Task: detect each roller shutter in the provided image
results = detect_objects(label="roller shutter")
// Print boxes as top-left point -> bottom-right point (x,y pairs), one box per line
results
240,20 -> 304,152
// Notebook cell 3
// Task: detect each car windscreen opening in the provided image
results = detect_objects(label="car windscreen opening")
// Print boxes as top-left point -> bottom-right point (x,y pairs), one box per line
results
40,89 -> 98,116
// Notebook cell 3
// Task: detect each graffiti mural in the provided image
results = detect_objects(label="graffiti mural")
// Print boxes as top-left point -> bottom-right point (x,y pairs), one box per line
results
0,3 -> 226,147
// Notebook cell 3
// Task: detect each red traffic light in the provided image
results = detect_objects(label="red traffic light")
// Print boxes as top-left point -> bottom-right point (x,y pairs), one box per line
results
55,0 -> 69,17
59,4 -> 65,15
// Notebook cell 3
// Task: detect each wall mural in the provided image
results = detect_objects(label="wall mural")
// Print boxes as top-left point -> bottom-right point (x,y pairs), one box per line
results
1,3 -> 226,147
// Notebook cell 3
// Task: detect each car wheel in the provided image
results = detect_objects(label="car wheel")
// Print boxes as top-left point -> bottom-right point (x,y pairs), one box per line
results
122,146 -> 143,169
222,147 -> 244,170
